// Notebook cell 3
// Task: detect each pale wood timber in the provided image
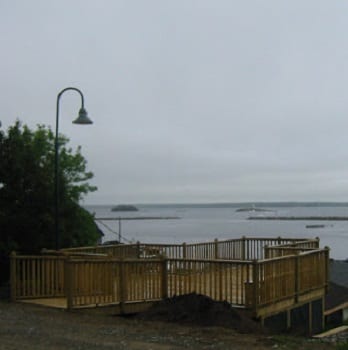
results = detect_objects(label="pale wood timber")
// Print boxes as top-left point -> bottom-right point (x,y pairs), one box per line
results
10,237 -> 329,321
324,301 -> 348,316
312,325 -> 348,338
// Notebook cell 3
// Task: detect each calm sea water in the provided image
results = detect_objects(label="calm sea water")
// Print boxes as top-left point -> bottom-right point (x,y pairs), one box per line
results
84,203 -> 348,260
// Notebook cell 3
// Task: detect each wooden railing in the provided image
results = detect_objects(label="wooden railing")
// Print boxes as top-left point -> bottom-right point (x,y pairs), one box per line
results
251,248 -> 329,311
166,258 -> 253,305
11,255 -> 253,307
221,237 -> 304,260
11,237 -> 329,315
61,237 -> 306,261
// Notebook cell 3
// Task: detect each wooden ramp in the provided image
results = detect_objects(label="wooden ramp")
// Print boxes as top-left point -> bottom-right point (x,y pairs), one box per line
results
312,325 -> 348,338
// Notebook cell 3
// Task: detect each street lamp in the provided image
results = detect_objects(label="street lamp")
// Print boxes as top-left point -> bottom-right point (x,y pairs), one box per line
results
55,87 -> 93,250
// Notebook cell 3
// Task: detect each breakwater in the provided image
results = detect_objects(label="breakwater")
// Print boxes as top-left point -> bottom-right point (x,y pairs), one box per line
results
248,216 -> 348,221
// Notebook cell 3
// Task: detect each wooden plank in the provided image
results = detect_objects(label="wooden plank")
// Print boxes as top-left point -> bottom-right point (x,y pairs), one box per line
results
313,325 -> 348,338
256,298 -> 298,318
324,301 -> 348,316
20,298 -> 67,309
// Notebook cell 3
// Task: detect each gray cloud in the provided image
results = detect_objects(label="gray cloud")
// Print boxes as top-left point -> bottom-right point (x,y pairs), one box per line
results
1,0 -> 348,204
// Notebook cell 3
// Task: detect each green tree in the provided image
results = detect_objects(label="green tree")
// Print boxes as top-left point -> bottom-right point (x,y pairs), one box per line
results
0,121 -> 99,259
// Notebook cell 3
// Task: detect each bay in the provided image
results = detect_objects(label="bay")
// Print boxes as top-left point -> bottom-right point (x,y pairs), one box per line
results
84,203 -> 348,260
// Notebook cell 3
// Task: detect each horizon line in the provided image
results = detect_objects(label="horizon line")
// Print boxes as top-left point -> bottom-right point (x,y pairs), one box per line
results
83,200 -> 348,206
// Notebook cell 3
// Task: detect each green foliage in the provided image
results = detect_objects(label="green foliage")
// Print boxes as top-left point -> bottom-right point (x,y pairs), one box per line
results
0,121 -> 99,257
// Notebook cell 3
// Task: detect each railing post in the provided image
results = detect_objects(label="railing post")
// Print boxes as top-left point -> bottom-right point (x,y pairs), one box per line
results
252,259 -> 259,312
324,246 -> 330,294
136,241 -> 141,258
119,259 -> 127,314
294,252 -> 300,303
241,236 -> 246,260
214,238 -> 219,259
182,242 -> 187,259
64,256 -> 73,310
161,257 -> 168,299
219,262 -> 223,301
10,252 -> 17,302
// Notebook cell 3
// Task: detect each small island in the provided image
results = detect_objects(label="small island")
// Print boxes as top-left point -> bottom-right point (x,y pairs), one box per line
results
236,207 -> 273,213
111,205 -> 139,212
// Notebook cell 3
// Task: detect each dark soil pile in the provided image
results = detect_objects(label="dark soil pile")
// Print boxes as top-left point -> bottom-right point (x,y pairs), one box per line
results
137,293 -> 264,334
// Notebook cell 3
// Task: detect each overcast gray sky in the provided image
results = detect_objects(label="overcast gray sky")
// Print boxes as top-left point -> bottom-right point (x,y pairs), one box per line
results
1,0 -> 348,204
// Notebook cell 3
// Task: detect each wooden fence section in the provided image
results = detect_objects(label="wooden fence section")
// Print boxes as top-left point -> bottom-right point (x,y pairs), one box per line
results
264,239 -> 320,258
166,258 -> 253,305
62,243 -> 184,259
62,244 -> 141,259
10,253 -> 65,300
64,258 -> 166,309
11,256 -> 254,308
252,248 -> 329,316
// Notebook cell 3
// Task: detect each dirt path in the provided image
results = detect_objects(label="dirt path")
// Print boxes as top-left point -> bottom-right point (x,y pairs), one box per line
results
0,299 -> 335,349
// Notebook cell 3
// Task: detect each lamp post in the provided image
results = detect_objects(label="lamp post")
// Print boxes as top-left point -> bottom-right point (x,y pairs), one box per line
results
55,87 -> 93,250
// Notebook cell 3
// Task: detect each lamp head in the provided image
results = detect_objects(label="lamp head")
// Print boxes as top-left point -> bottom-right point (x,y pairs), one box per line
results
72,107 -> 93,125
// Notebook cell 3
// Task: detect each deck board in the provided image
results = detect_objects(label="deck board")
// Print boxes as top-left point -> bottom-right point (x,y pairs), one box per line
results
20,298 -> 67,309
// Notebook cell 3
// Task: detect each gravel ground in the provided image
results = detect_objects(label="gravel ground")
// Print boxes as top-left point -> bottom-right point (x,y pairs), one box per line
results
0,299 -> 339,350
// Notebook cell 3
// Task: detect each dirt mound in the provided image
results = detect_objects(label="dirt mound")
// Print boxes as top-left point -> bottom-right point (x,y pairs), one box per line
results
137,293 -> 263,333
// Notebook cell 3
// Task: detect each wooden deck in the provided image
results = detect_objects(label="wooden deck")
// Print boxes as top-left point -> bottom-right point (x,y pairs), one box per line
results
10,237 -> 329,319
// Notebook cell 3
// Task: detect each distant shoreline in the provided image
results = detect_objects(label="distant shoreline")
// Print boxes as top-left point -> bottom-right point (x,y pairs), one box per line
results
85,201 -> 348,209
